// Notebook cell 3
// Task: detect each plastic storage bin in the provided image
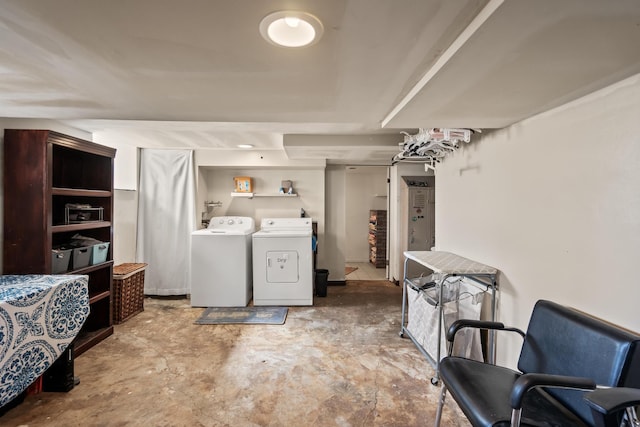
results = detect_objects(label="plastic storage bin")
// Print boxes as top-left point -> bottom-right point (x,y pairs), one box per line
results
91,242 -> 110,265
51,248 -> 72,273
113,263 -> 147,324
71,246 -> 92,270
64,205 -> 104,224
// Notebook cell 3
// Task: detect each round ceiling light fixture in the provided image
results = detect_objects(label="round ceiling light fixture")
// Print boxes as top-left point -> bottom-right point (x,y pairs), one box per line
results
260,11 -> 324,48
237,144 -> 254,149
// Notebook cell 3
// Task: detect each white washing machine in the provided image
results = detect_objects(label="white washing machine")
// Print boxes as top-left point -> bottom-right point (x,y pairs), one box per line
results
190,216 -> 255,307
252,218 -> 313,306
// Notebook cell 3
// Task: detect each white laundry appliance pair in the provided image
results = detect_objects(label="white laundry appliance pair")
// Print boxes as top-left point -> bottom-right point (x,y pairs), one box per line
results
190,216 -> 255,307
252,218 -> 314,306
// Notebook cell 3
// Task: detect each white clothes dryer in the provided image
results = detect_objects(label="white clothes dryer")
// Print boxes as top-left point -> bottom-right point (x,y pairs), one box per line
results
190,216 -> 255,307
252,218 -> 313,306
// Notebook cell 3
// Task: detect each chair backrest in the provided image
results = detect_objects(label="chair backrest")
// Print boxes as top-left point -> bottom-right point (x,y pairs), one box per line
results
517,300 -> 640,425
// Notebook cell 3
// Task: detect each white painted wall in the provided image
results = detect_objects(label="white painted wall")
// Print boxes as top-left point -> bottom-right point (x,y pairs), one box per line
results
345,166 -> 388,262
196,149 -> 325,169
202,168 -> 323,224
435,73 -> 640,367
325,165 -> 346,280
112,189 -> 138,265
93,134 -> 139,191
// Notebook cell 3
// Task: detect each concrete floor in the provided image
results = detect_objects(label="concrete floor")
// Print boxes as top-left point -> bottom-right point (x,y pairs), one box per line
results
1,280 -> 468,427
345,262 -> 387,281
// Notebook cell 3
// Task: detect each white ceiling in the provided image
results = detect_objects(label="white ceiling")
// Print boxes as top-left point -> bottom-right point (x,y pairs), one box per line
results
1,0 -> 640,163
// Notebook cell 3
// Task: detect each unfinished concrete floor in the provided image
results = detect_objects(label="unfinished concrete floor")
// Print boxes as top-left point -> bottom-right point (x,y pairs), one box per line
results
1,280 -> 468,427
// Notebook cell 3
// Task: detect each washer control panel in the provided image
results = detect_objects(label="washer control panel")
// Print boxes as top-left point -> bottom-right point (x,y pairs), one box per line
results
208,216 -> 254,233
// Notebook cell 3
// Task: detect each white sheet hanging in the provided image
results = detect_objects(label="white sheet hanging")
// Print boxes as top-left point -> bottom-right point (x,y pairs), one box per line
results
137,149 -> 195,295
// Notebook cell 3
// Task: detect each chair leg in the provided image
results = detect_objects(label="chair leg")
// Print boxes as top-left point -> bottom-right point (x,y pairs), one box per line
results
510,408 -> 522,427
435,384 -> 447,427
625,406 -> 639,426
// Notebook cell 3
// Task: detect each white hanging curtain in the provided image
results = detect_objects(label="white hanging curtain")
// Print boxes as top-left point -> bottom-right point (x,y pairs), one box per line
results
137,149 -> 195,295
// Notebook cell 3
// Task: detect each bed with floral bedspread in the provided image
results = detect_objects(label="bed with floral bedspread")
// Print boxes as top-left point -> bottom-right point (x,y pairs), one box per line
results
0,275 -> 89,407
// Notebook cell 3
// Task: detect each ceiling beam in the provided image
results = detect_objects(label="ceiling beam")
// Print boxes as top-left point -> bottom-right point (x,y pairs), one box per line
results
381,0 -> 505,128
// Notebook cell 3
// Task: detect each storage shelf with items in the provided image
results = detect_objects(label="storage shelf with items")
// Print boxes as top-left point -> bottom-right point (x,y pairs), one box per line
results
254,193 -> 298,197
3,129 -> 116,357
369,210 -> 387,268
230,192 -> 298,198
53,193 -> 111,226
230,179 -> 299,198
64,204 -> 104,224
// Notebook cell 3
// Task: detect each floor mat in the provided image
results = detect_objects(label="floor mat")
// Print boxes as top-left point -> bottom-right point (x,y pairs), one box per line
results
195,306 -> 288,325
345,266 -> 358,275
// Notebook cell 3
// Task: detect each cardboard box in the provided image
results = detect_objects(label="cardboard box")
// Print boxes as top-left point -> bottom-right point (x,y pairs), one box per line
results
233,176 -> 253,193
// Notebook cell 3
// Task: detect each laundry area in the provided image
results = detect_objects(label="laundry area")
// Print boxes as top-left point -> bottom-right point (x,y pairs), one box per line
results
192,168 -> 325,307
2,1 -> 640,426
191,214 -> 317,308
191,163 -> 405,308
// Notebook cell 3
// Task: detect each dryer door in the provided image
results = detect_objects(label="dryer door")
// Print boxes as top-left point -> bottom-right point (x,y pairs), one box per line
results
266,251 -> 299,283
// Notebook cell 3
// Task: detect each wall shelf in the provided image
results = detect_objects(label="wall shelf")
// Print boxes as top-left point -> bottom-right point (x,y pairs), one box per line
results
230,192 -> 298,199
254,193 -> 298,198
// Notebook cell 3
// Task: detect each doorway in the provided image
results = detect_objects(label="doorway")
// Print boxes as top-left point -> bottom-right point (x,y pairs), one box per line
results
344,166 -> 388,281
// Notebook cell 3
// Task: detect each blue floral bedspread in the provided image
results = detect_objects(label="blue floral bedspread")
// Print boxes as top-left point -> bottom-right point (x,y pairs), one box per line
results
0,275 -> 90,407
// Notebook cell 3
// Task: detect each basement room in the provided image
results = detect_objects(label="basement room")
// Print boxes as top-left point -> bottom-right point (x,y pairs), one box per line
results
1,1 -> 639,426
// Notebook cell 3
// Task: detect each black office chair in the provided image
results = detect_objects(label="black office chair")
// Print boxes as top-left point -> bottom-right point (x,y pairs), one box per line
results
434,300 -> 640,427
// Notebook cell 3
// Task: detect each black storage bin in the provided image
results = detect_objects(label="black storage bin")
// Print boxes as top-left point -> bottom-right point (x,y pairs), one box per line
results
315,269 -> 329,297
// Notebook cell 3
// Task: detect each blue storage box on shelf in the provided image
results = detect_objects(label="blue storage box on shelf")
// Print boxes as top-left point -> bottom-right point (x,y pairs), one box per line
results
69,233 -> 109,266
92,242 -> 110,265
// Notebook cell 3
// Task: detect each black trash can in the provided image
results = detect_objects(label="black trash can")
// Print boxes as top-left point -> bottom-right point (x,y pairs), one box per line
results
315,269 -> 329,297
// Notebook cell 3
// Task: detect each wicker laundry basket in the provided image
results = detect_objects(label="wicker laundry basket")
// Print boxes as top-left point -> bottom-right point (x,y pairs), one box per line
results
113,263 -> 147,324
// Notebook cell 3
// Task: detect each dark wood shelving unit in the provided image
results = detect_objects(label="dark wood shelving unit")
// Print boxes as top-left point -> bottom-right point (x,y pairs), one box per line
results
89,290 -> 112,305
69,260 -> 114,275
52,222 -> 112,233
368,210 -> 387,268
3,129 -> 116,357
52,188 -> 112,197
